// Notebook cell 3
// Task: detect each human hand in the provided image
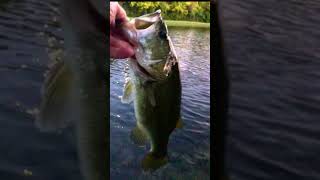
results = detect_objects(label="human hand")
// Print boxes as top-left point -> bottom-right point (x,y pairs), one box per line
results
110,2 -> 134,59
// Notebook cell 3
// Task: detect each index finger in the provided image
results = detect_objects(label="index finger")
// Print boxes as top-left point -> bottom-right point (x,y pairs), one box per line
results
110,2 -> 127,28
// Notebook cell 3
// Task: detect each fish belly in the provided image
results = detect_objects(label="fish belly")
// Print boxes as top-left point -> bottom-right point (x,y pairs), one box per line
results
133,64 -> 181,157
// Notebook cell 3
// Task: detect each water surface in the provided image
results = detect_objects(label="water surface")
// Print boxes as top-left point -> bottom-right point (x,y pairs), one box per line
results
220,1 -> 320,179
0,0 -> 82,179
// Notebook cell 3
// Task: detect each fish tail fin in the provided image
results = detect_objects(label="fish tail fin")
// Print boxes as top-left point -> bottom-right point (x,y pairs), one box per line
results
176,117 -> 183,129
130,126 -> 148,145
141,153 -> 168,171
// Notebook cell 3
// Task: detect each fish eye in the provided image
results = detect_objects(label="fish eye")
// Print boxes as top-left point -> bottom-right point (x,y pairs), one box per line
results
158,30 -> 167,39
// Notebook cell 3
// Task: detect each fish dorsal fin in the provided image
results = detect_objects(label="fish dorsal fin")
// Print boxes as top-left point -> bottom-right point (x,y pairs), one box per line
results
36,60 -> 75,131
121,77 -> 135,104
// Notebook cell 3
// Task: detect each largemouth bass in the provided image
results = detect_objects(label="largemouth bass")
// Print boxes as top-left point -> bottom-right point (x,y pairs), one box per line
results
120,10 -> 182,171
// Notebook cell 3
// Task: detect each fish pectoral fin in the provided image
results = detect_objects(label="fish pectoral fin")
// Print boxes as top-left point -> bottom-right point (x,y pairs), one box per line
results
130,126 -> 148,146
36,60 -> 74,131
121,78 -> 134,104
176,118 -> 183,129
141,153 -> 168,171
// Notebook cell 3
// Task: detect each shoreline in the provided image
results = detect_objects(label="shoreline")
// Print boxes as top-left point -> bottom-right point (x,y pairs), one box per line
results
165,20 -> 210,28
127,17 -> 210,29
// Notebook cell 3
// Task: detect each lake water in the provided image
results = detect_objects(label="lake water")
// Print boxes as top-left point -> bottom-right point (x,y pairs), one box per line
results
0,0 -> 83,180
0,0 -> 210,179
110,27 -> 211,179
220,0 -> 320,180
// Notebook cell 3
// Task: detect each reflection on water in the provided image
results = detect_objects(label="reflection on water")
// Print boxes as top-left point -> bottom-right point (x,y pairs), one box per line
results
110,27 -> 210,179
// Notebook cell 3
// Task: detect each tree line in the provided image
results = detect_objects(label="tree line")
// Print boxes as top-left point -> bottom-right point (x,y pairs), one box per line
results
120,2 -> 210,23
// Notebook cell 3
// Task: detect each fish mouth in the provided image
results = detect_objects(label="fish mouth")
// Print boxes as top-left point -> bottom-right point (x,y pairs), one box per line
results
133,10 -> 162,30
119,10 -> 163,46
123,10 -> 170,80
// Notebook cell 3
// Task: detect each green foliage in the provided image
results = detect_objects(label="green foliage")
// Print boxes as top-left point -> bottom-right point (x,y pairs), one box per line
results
121,2 -> 210,23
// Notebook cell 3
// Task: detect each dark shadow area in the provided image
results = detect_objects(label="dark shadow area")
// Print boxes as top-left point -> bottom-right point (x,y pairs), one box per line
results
212,1 -> 230,180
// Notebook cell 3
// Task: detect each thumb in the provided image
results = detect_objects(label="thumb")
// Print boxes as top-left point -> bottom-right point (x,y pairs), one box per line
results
110,2 -> 128,28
